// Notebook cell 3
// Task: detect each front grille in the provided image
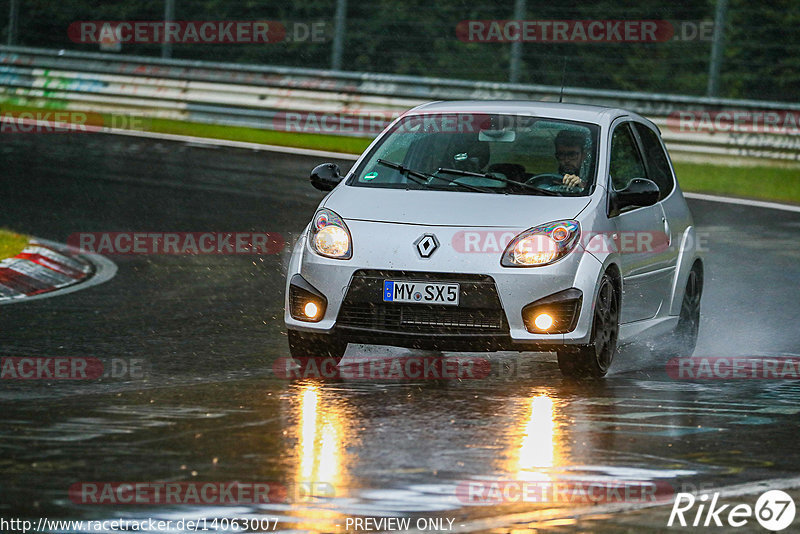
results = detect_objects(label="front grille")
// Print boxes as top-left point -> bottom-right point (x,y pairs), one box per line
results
339,303 -> 505,332
336,270 -> 508,335
399,306 -> 503,329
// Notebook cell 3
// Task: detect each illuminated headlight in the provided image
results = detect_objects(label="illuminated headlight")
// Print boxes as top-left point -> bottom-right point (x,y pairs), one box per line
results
501,220 -> 580,267
309,208 -> 352,259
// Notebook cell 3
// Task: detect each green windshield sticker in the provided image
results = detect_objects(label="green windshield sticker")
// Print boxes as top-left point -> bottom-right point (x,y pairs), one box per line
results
454,153 -> 468,161
363,172 -> 378,181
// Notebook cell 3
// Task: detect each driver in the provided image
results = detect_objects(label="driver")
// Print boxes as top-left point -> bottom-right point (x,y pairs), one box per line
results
555,130 -> 588,190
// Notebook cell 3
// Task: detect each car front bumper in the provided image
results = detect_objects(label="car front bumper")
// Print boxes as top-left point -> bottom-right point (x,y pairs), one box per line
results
284,220 -> 605,348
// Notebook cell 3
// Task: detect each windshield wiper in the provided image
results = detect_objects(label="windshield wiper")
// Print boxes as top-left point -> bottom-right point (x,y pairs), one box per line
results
427,171 -> 501,194
436,167 -> 561,196
376,159 -> 496,194
376,159 -> 433,188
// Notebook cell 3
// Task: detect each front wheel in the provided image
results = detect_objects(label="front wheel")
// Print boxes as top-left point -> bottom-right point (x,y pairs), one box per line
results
557,273 -> 620,378
287,330 -> 347,363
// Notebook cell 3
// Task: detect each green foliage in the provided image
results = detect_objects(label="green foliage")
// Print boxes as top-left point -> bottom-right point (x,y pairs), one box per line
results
723,0 -> 800,101
0,228 -> 29,260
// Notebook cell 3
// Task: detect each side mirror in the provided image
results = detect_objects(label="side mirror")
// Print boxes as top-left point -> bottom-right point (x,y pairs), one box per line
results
310,163 -> 343,192
614,178 -> 660,211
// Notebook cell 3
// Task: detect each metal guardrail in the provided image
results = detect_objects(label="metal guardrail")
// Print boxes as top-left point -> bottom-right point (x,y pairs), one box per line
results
1,45 -> 798,162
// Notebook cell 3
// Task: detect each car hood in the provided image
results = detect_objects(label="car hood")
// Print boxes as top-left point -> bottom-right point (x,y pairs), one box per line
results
322,185 -> 592,227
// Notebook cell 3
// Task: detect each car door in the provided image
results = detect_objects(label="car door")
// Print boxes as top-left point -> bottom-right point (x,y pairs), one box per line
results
631,120 -> 681,251
607,120 -> 675,323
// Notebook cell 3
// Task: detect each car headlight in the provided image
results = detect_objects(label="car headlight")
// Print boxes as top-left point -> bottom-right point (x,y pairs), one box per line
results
501,220 -> 580,267
309,208 -> 352,259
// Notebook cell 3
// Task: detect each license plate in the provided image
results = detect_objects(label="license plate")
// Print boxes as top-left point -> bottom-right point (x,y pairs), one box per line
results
383,280 -> 460,306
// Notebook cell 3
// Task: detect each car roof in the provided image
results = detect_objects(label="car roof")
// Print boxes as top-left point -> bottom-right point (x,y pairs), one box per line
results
406,100 -> 648,129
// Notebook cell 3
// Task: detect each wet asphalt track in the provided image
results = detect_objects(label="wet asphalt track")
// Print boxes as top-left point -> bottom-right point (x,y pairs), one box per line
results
2,133 -> 800,532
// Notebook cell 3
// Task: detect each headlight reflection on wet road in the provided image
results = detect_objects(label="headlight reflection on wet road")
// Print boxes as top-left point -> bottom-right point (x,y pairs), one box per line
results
296,384 -> 346,494
517,394 -> 558,480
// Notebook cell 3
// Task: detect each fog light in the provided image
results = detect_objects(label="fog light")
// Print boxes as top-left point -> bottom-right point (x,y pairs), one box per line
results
534,313 -> 554,331
521,289 -> 582,334
289,275 -> 327,323
303,301 -> 319,319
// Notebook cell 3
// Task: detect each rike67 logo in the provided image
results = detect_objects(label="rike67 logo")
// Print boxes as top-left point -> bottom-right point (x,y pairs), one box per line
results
669,490 -> 795,531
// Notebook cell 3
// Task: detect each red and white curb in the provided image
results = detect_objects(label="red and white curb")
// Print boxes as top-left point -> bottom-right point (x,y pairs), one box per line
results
0,238 -> 117,304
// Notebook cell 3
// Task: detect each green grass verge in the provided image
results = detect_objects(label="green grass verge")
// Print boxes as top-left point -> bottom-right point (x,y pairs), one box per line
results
0,228 -> 29,260
148,118 -> 371,154
0,100 -> 371,155
674,162 -> 800,205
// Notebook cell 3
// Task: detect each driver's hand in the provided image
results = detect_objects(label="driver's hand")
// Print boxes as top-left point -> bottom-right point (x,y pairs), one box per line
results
562,174 -> 585,189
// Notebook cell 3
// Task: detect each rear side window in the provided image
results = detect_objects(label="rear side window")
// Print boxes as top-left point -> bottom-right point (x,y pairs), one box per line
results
634,123 -> 675,200
609,123 -> 646,191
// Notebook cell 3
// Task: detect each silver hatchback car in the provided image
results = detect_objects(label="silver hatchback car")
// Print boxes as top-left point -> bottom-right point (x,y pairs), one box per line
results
284,101 -> 703,377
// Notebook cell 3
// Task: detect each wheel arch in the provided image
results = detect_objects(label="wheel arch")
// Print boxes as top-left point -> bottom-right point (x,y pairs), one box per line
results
669,225 -> 704,316
604,262 -> 622,297
598,261 -> 622,328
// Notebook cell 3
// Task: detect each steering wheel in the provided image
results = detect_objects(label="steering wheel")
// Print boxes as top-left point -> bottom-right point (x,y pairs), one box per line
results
525,173 -> 573,192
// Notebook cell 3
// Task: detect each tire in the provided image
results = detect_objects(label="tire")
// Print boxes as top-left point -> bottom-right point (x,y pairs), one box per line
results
557,272 -> 620,378
661,263 -> 703,358
287,330 -> 347,363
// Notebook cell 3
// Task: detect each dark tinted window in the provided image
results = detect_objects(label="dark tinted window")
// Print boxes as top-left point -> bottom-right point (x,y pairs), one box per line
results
634,123 -> 674,199
609,123 -> 646,191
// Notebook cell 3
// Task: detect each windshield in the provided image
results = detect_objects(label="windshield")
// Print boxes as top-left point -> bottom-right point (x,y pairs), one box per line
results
348,113 -> 600,196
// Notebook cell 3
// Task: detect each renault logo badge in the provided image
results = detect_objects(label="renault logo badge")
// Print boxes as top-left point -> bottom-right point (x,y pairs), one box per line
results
414,234 -> 439,258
